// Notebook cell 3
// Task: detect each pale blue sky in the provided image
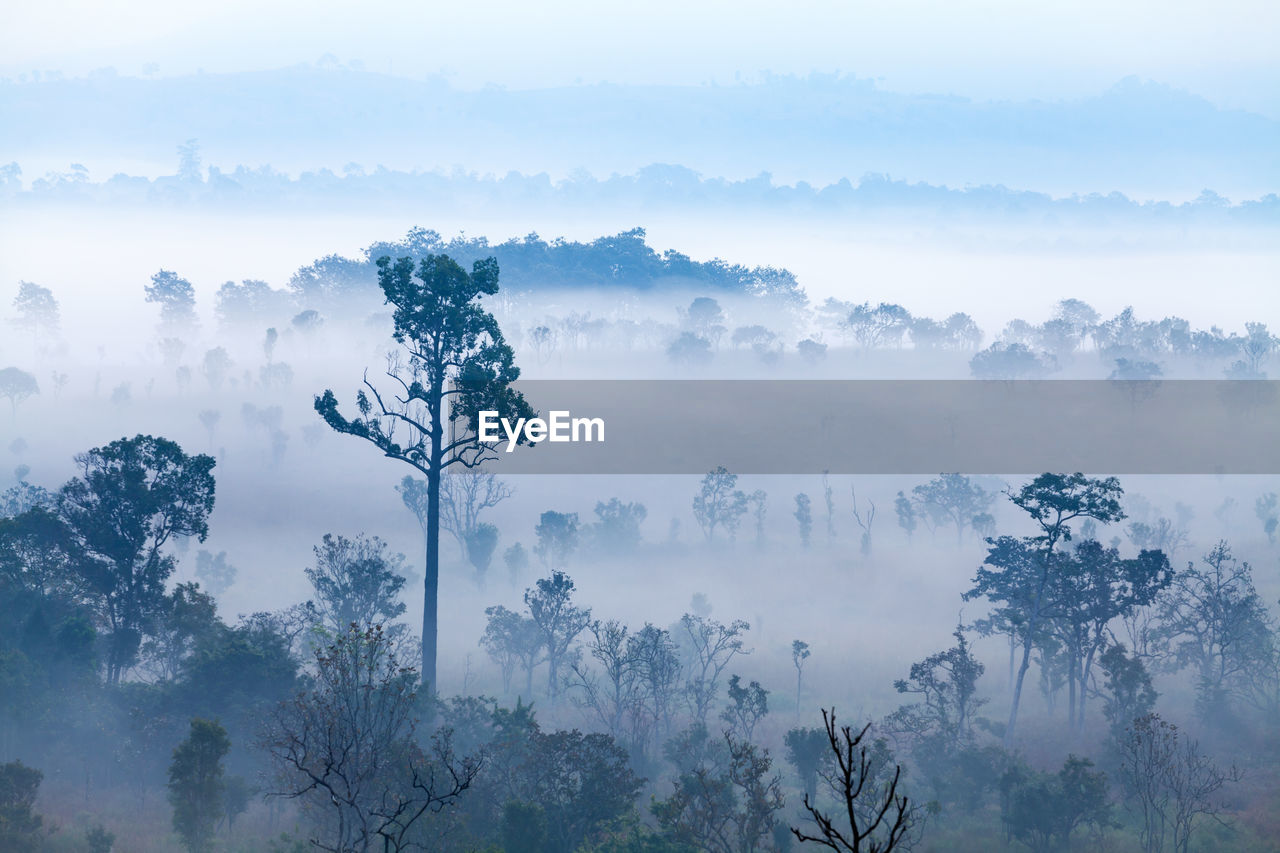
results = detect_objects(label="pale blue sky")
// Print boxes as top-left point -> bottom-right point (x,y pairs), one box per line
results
5,0 -> 1278,114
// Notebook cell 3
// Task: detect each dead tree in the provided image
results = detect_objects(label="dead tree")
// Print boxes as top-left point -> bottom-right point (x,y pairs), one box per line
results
792,708 -> 911,853
265,624 -> 480,852
851,486 -> 876,557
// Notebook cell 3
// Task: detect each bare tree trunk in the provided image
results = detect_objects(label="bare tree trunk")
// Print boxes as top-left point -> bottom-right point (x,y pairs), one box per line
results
422,385 -> 443,696
1007,637 -> 1034,746
1068,661 -> 1078,730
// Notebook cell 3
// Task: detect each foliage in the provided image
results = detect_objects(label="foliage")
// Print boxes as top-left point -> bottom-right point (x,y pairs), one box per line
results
524,571 -> 592,700
887,626 -> 987,762
784,727 -> 828,802
168,717 -> 231,853
145,269 -> 199,334
653,732 -> 785,853
720,675 -> 769,742
794,494 -> 813,549
0,760 -> 43,848
0,367 -> 39,415
1096,643 -> 1158,748
1154,541 -> 1276,724
969,343 -> 1056,379
999,755 -> 1111,853
11,281 -> 60,342
194,548 -> 236,596
910,475 -> 993,544
590,498 -> 648,554
534,511 -> 580,569
304,532 -> 408,635
57,434 -> 216,683
964,473 -> 1127,743
693,468 -> 748,543
481,604 -> 544,698
676,614 -> 752,725
465,699 -> 646,853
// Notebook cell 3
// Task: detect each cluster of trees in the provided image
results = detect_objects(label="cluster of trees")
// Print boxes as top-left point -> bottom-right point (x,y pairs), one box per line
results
7,233 -> 1277,451
6,451 -> 1271,851
4,246 -> 1280,852
970,302 -> 1278,380
459,472 -> 1276,853
287,227 -> 805,316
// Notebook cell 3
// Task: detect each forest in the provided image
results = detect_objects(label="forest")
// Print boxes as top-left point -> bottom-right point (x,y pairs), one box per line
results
2,227 -> 1279,853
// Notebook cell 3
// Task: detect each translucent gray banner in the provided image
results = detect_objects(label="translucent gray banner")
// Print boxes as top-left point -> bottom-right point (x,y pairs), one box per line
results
450,380 -> 1280,474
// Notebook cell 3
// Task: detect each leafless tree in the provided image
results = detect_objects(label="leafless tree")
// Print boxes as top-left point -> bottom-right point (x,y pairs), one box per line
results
678,614 -> 752,725
265,624 -> 480,852
823,471 -> 837,542
851,486 -> 876,557
567,619 -> 643,748
792,708 -> 913,853
1155,541 -> 1275,721
748,489 -> 768,547
1117,713 -> 1242,853
400,472 -> 512,565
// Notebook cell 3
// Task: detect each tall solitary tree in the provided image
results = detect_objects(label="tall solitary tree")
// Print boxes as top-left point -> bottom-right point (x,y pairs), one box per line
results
315,253 -> 534,692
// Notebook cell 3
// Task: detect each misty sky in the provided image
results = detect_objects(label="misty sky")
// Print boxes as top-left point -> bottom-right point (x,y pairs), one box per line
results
5,0 -> 1279,115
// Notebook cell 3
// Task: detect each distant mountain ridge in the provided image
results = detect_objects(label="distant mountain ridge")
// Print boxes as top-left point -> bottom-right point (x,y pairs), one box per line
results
1,68 -> 1276,197
6,161 -> 1275,228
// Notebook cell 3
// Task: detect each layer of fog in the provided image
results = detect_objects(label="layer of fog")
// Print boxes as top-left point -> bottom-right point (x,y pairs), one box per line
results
2,206 -> 1277,346
2,208 -> 1278,713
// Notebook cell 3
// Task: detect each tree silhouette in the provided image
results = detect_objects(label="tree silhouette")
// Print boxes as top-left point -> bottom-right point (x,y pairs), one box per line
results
315,252 -> 533,691
965,473 -> 1125,743
693,467 -> 748,543
58,434 -> 216,684
0,367 -> 38,417
524,570 -> 591,700
792,708 -> 912,853
266,624 -> 478,852
167,718 -> 229,853
304,533 -> 408,636
145,270 -> 199,336
11,281 -> 60,352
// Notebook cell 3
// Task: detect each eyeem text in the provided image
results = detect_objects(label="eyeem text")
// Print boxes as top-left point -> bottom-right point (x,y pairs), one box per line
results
477,410 -> 605,452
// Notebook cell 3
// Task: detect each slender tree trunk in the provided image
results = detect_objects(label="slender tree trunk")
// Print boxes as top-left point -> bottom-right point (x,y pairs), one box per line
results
1008,631 -> 1016,688
1006,543 -> 1059,744
1067,651 -> 1078,729
422,385 -> 443,695
1077,647 -> 1097,731
1006,636 -> 1034,746
796,671 -> 802,721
